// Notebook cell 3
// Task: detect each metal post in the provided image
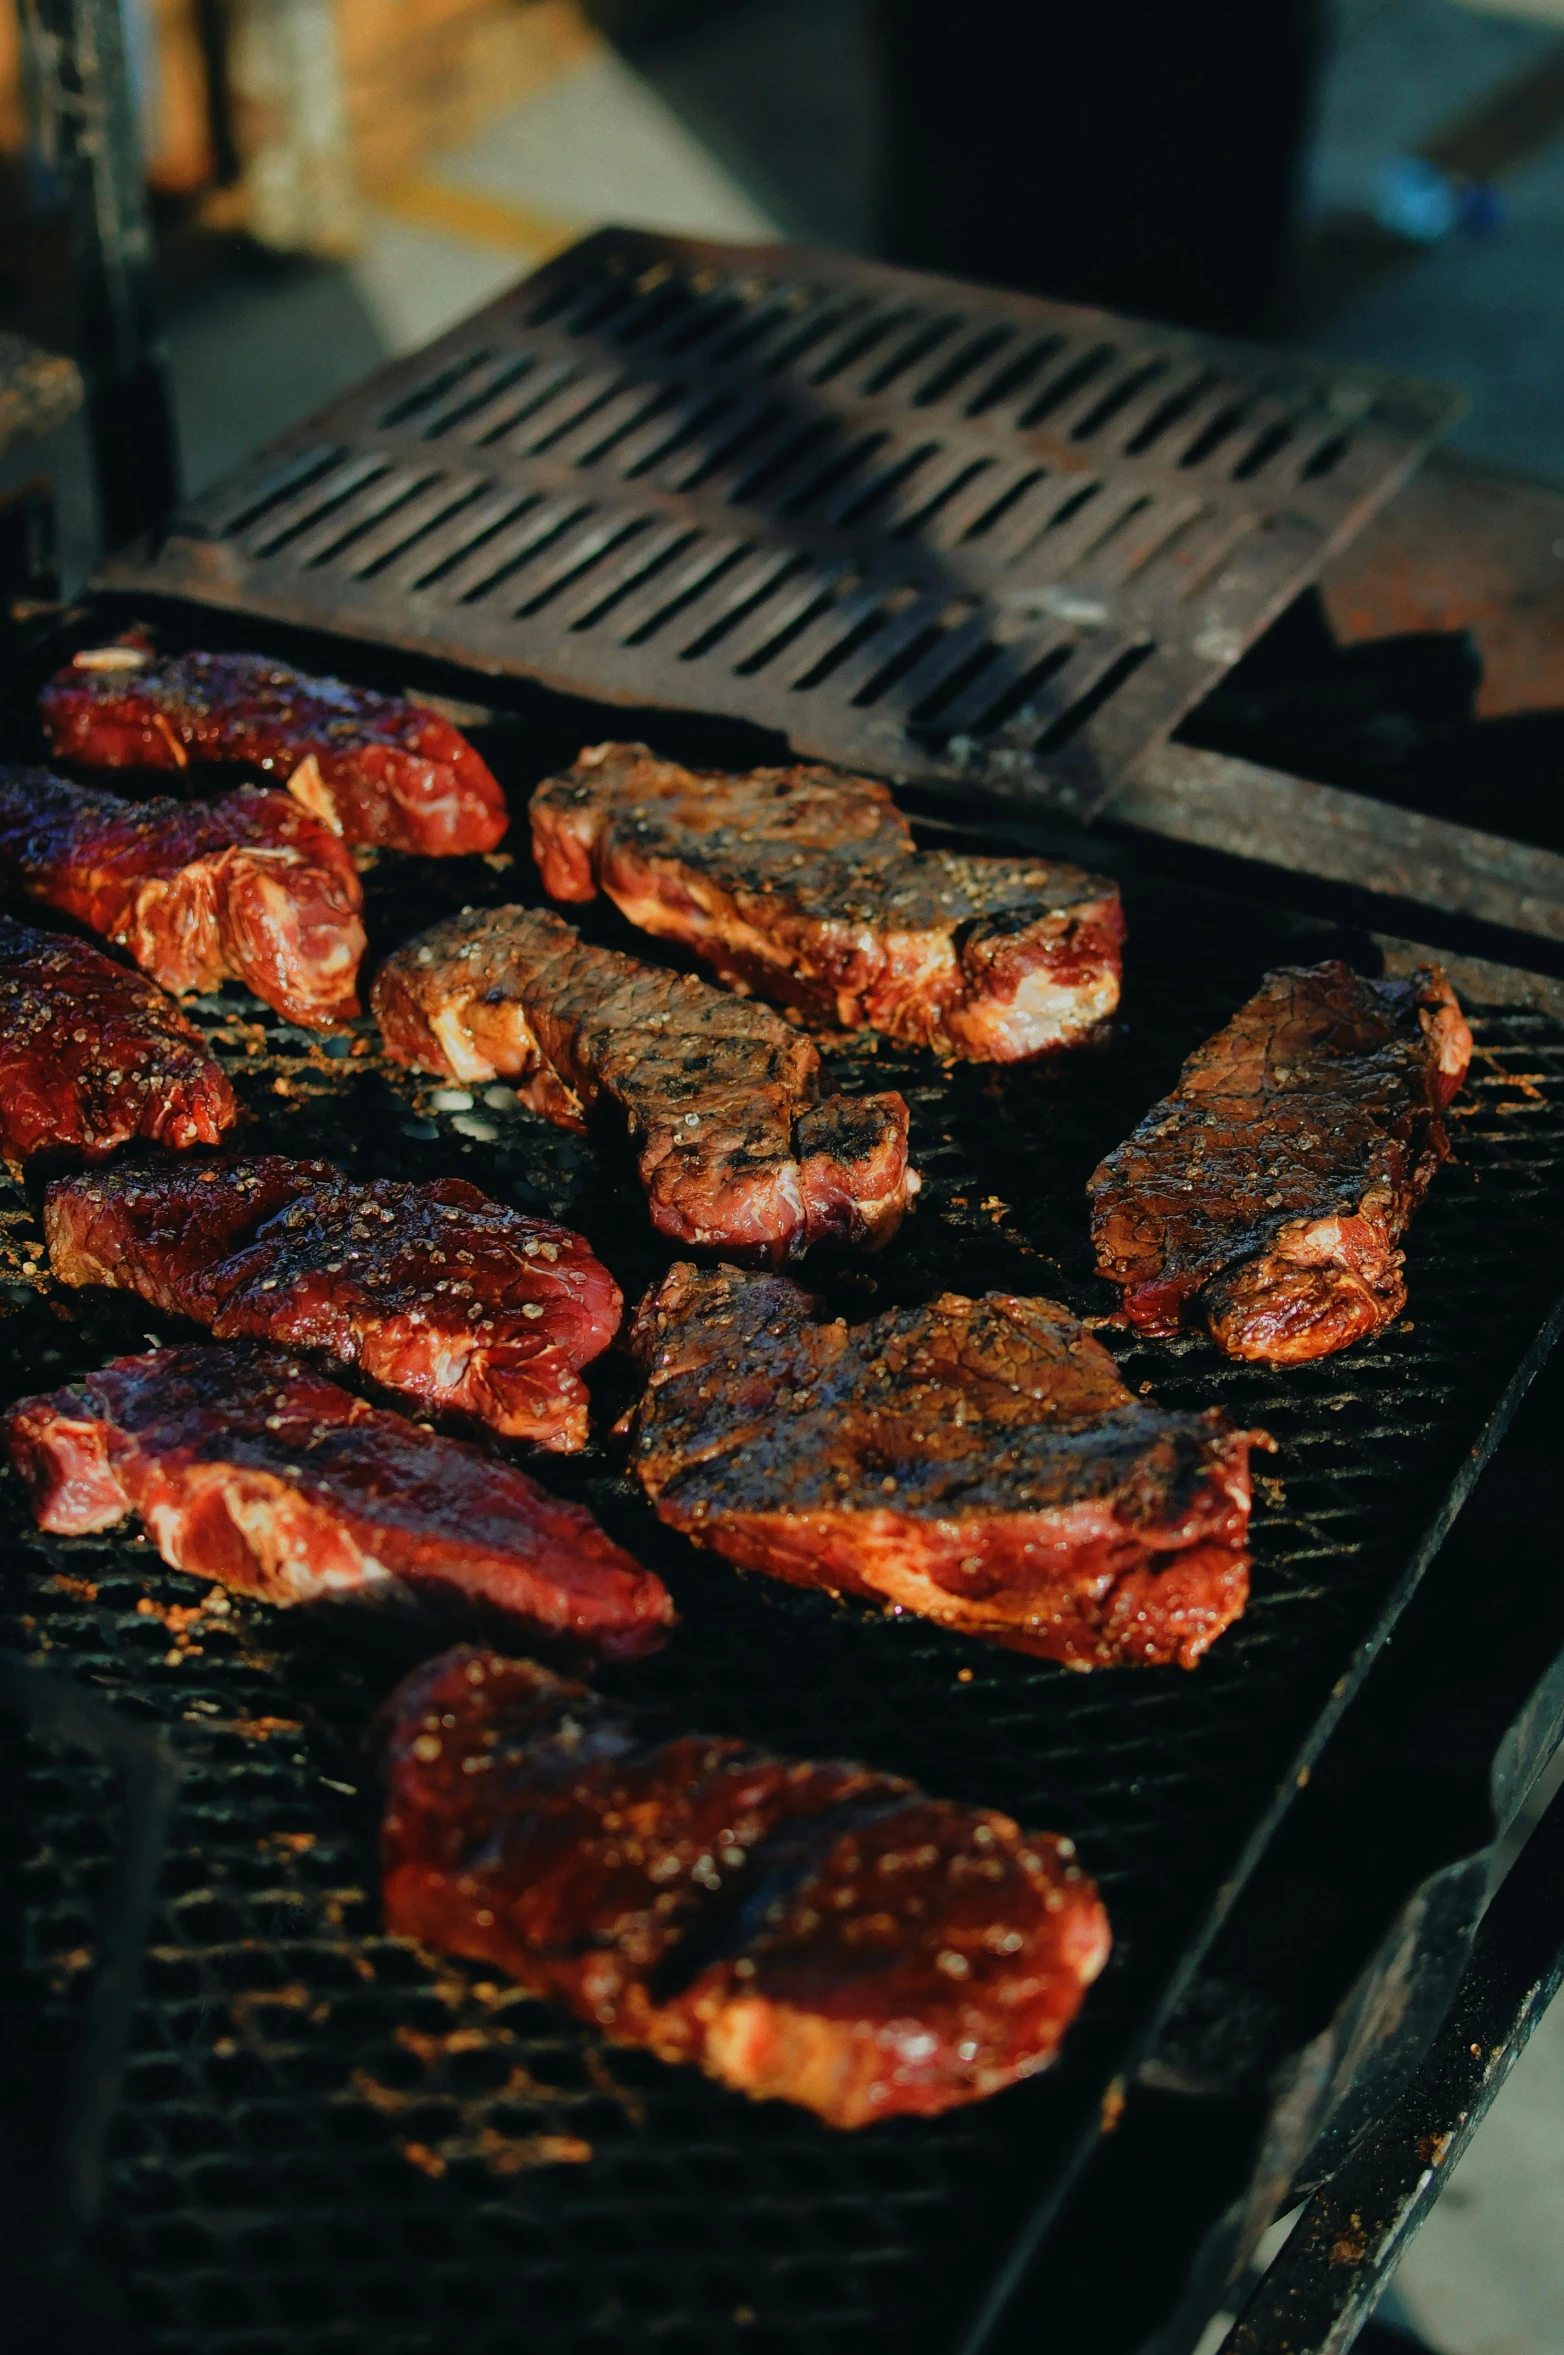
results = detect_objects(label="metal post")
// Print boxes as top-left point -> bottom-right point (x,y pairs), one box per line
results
18,0 -> 182,548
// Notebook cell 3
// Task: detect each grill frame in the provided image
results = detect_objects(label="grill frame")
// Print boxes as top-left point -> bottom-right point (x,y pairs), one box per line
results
95,228 -> 1458,820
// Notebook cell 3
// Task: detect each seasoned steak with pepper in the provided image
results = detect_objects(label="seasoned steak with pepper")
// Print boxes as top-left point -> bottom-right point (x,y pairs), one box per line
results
373,904 -> 917,1264
45,1157 -> 621,1450
378,1646 -> 1109,2127
531,740 -> 1123,1060
5,1347 -> 671,1658
1089,961 -> 1471,1363
627,1263 -> 1263,1669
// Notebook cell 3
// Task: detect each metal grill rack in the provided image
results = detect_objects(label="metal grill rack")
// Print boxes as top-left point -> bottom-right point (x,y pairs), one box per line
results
2,623 -> 1564,2353
96,229 -> 1458,818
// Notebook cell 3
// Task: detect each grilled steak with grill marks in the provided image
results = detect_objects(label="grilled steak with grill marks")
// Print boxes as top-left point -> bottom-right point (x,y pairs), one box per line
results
44,1157 -> 621,1449
373,905 -> 917,1264
627,1263 -> 1262,1668
379,1646 -> 1109,2127
1089,960 -> 1472,1363
0,916 -> 237,1159
0,769 -> 365,1027
42,646 -> 508,856
5,1347 -> 671,1657
531,740 -> 1123,1060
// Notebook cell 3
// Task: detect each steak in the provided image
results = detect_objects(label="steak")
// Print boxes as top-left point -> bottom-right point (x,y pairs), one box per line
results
0,915 -> 237,1159
41,646 -> 508,856
530,740 -> 1123,1060
627,1263 -> 1262,1668
44,1157 -> 622,1450
1089,960 -> 1472,1363
373,905 -> 917,1264
5,1346 -> 671,1658
378,1645 -> 1109,2127
0,768 -> 365,1028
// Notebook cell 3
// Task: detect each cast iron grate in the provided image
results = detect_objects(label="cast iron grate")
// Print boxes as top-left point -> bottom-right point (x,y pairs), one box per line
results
95,228 -> 1458,818
3,763 -> 1563,2355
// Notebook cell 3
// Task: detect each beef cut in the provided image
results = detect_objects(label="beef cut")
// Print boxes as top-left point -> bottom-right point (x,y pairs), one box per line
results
379,1645 -> 1109,2127
0,915 -> 237,1159
0,768 -> 365,1028
5,1347 -> 671,1658
627,1263 -> 1262,1668
42,646 -> 508,856
44,1157 -> 621,1449
1089,961 -> 1472,1363
373,905 -> 917,1264
531,740 -> 1123,1060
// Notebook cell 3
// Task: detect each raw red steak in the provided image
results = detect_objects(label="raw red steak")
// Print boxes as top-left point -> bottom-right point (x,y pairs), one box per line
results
42,646 -> 508,856
0,768 -> 365,1028
628,1263 -> 1263,1668
531,741 -> 1123,1059
373,904 -> 917,1264
44,1157 -> 621,1450
379,1646 -> 1109,2127
5,1347 -> 671,1658
1089,961 -> 1472,1363
0,915 -> 237,1159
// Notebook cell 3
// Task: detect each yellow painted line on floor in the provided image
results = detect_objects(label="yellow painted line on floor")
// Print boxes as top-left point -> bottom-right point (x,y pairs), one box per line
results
377,176 -> 591,261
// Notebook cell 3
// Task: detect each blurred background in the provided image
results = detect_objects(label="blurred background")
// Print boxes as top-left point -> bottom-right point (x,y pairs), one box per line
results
1,3 -> 1562,2350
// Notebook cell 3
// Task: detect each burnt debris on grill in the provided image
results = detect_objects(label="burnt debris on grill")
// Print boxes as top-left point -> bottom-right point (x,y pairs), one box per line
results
0,766 -> 366,1028
0,914 -> 238,1160
530,740 -> 1124,1061
373,902 -> 919,1265
42,644 -> 509,857
378,1646 -> 1109,2128
1089,959 -> 1472,1364
626,1262 -> 1264,1669
43,1157 -> 623,1451
4,1344 -> 672,1660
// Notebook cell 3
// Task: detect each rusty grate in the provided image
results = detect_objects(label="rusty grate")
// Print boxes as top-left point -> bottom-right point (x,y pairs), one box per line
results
96,229 -> 1458,817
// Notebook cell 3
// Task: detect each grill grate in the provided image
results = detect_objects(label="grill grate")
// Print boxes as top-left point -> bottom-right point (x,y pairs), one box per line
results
96,230 -> 1458,817
3,740 -> 1564,2355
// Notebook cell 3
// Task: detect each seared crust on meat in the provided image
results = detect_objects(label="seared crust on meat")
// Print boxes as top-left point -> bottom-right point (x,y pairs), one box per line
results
0,767 -> 365,1027
377,1646 -> 1109,2126
373,904 -> 918,1264
530,741 -> 1123,1060
0,915 -> 237,1159
4,1346 -> 671,1657
44,1157 -> 622,1450
42,647 -> 508,856
627,1264 -> 1262,1669
1089,960 -> 1472,1364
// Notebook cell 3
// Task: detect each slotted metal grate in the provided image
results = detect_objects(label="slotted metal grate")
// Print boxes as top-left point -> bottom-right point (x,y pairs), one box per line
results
3,756 -> 1564,2355
96,229 -> 1458,817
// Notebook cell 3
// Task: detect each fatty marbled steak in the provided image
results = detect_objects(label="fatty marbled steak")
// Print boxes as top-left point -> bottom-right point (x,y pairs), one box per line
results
627,1264 -> 1262,1669
378,1646 -> 1109,2128
0,768 -> 365,1027
373,904 -> 917,1264
530,741 -> 1123,1060
0,915 -> 237,1159
1089,960 -> 1472,1364
42,645 -> 508,856
44,1157 -> 621,1450
5,1347 -> 672,1659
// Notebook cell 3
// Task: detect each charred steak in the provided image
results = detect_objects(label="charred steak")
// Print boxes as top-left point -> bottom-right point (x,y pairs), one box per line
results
0,769 -> 365,1027
379,1645 -> 1109,2126
1089,961 -> 1472,1364
44,1157 -> 621,1450
41,646 -> 508,857
627,1263 -> 1262,1669
531,740 -> 1123,1060
0,915 -> 237,1159
373,905 -> 917,1264
5,1346 -> 671,1658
